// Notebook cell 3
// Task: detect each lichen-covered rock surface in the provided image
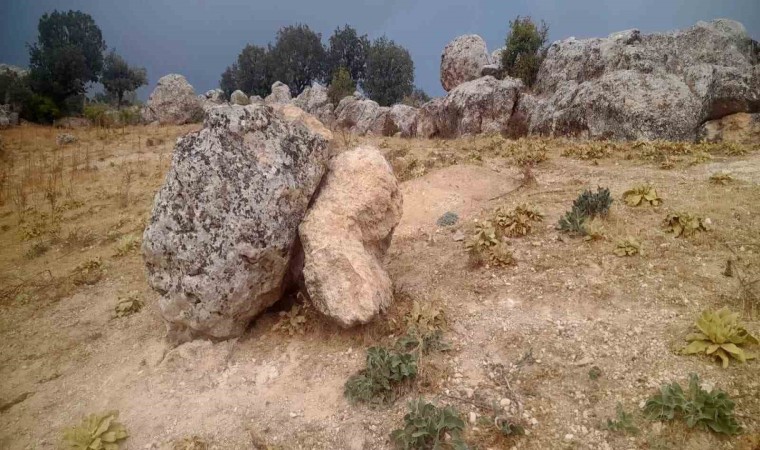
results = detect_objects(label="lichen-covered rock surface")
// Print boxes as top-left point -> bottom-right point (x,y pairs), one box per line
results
142,104 -> 329,342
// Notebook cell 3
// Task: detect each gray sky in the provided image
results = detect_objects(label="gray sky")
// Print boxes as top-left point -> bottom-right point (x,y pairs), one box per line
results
1,0 -> 758,99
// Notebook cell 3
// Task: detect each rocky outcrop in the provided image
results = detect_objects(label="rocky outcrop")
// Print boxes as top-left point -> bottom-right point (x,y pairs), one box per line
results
0,105 -> 19,129
230,90 -> 250,105
272,103 -> 333,141
141,74 -> 203,125
388,104 -> 418,137
526,20 -> 760,141
250,95 -> 264,105
698,112 -> 760,144
265,81 -> 292,105
293,82 -> 335,126
335,95 -> 384,135
299,146 -> 402,327
440,35 -> 492,91
203,89 -> 225,104
416,76 -> 523,138
142,104 -> 330,342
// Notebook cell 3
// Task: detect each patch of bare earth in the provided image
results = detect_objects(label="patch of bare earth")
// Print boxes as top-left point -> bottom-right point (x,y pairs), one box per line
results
0,126 -> 758,449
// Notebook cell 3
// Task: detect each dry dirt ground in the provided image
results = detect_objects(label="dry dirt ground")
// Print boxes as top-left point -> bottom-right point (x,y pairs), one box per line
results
0,125 -> 759,450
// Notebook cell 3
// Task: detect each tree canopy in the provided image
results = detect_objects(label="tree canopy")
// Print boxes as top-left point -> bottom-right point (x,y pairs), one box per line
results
28,10 -> 107,105
101,50 -> 147,107
501,16 -> 549,87
363,37 -> 414,106
269,24 -> 326,95
326,25 -> 369,83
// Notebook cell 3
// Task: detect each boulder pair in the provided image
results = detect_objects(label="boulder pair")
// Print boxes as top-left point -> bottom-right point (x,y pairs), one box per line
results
142,103 -> 402,342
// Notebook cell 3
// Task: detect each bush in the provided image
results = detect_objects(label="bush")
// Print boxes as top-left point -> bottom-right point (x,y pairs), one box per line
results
327,66 -> 354,105
344,346 -> 417,405
84,103 -> 115,127
391,399 -> 466,449
557,187 -> 612,236
501,16 -> 548,87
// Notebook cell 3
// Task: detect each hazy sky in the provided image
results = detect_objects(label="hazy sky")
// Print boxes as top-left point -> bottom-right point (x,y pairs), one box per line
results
1,0 -> 758,99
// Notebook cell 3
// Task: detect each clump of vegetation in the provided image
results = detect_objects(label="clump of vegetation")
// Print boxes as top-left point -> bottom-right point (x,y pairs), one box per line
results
404,300 -> 446,336
501,16 -> 549,88
683,308 -> 757,368
494,204 -> 543,237
622,184 -> 662,207
272,304 -> 307,336
557,187 -> 612,236
436,211 -> 459,227
511,141 -> 548,167
168,436 -> 208,450
709,172 -> 734,185
614,238 -> 641,257
61,410 -> 128,449
606,403 -> 639,434
114,292 -> 143,318
487,243 -> 516,267
344,347 -> 418,405
25,240 -> 51,259
662,212 -> 708,237
114,234 -> 140,257
391,398 -> 466,449
689,151 -> 713,166
71,258 -> 104,286
327,66 -> 355,106
561,141 -> 620,160
643,374 -> 741,435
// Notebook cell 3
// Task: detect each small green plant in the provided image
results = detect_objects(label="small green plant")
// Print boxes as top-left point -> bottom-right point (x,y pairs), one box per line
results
643,374 -> 741,435
272,304 -> 307,336
683,308 -> 757,368
390,398 -> 467,449
405,300 -> 446,335
606,403 -> 639,434
572,187 -> 612,218
344,347 -> 418,405
25,241 -> 51,259
622,184 -> 662,207
488,243 -> 516,267
62,410 -> 128,449
557,208 -> 587,236
114,234 -> 140,257
588,366 -> 602,380
709,172 -> 734,185
663,212 -> 708,237
614,238 -> 641,257
494,204 -> 543,237
114,292 -> 144,318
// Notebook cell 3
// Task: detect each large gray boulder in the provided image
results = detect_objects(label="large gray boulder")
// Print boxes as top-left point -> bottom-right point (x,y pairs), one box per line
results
203,89 -> 226,104
0,105 -> 19,129
141,74 -> 204,125
526,20 -> 760,140
299,146 -> 402,327
230,90 -> 250,105
265,81 -> 292,105
698,112 -> 760,144
388,104 -> 419,137
440,35 -> 492,91
293,82 -> 335,126
142,104 -> 330,342
415,76 -> 523,138
335,96 -> 384,135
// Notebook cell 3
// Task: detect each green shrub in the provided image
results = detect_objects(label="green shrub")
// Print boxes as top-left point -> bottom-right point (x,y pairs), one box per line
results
62,410 -> 128,449
683,308 -> 757,368
606,402 -> 639,434
391,399 -> 467,450
327,66 -> 355,106
501,16 -> 549,87
557,187 -> 612,236
644,374 -> 741,435
344,347 -> 417,405
84,103 -> 114,127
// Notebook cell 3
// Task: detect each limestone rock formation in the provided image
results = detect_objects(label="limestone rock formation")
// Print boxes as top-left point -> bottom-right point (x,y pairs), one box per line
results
293,82 -> 335,126
416,76 -> 523,138
230,90 -> 250,105
265,81 -> 292,105
388,104 -> 419,137
525,19 -> 760,141
299,146 -> 402,327
698,112 -> 760,144
141,74 -> 203,125
440,35 -> 492,91
142,104 -> 330,342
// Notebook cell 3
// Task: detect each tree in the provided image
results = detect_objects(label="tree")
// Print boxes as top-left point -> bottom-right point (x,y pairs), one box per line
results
27,10 -> 107,107
220,64 -> 237,97
401,87 -> 430,107
101,50 -> 147,108
234,44 -> 271,97
269,24 -> 326,95
326,25 -> 369,83
363,37 -> 414,107
501,16 -> 549,88
327,66 -> 355,105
